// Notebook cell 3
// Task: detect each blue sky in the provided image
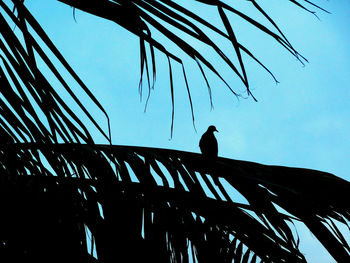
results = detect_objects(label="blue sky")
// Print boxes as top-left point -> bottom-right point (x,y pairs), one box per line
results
20,0 -> 350,262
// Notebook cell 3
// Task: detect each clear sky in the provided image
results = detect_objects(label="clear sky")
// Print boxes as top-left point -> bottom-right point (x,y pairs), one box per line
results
20,0 -> 350,262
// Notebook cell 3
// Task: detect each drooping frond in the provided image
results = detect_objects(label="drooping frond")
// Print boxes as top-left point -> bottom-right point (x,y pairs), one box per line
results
1,143 -> 349,262
0,0 -> 111,144
57,0 -> 327,128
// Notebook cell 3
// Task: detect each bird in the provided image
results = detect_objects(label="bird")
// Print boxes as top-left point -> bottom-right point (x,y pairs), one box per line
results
199,125 -> 218,161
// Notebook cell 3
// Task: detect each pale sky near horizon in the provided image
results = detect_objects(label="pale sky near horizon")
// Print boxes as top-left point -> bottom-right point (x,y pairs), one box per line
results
10,0 -> 350,262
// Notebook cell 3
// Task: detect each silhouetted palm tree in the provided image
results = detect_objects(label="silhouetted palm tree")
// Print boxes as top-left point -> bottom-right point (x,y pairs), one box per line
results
0,0 -> 349,262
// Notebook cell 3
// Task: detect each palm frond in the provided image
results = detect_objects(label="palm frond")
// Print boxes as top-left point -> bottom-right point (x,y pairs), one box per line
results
2,143 -> 349,262
0,0 -> 111,144
57,0 -> 326,113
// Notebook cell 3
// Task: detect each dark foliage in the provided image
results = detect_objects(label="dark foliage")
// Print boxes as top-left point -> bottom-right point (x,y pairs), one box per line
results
0,144 -> 349,262
0,0 -> 349,262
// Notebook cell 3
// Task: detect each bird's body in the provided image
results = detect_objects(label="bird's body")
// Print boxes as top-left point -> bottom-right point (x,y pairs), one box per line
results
199,125 -> 218,161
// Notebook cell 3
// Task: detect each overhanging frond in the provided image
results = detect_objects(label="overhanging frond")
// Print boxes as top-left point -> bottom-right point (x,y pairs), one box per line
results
56,0 -> 326,109
0,0 -> 111,144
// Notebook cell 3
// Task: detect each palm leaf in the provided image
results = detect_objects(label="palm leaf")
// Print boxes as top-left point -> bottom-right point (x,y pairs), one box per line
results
1,143 -> 349,262
0,0 -> 110,144
56,0 -> 326,128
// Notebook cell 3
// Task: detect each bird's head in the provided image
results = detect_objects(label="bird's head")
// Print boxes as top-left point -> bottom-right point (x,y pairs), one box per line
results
207,125 -> 218,133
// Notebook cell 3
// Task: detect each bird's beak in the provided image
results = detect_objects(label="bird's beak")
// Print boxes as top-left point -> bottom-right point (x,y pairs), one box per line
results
215,128 -> 218,132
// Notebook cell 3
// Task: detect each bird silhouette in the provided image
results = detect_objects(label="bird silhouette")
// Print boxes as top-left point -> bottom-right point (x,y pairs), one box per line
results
199,125 -> 218,161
